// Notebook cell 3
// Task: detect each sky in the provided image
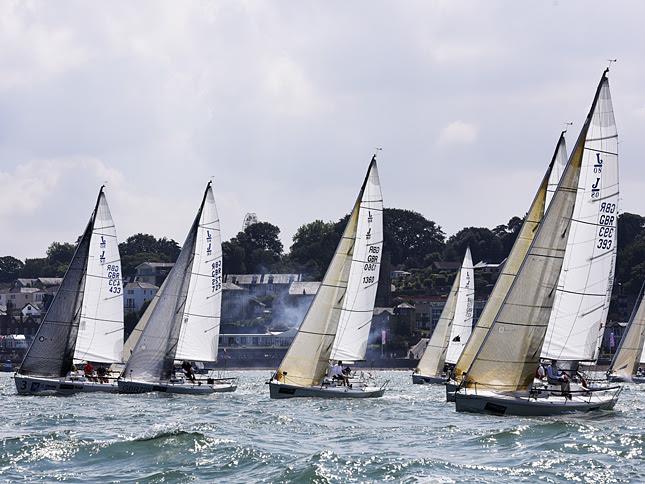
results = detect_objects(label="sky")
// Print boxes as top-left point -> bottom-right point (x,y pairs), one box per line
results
0,0 -> 644,259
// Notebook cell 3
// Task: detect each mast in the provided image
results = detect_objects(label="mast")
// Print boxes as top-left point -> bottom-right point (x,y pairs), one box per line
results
444,247 -> 474,365
542,69 -> 619,363
275,157 -> 376,387
545,132 -> 568,209
462,70 -> 609,393
608,283 -> 645,379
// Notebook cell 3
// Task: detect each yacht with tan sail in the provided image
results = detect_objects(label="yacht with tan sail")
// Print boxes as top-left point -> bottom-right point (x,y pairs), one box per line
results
607,283 -> 645,383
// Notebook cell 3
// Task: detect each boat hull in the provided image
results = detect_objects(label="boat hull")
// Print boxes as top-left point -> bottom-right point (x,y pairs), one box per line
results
609,374 -> 645,384
14,375 -> 118,395
454,389 -> 620,416
268,381 -> 385,399
412,374 -> 445,385
445,381 -> 458,402
117,379 -> 237,395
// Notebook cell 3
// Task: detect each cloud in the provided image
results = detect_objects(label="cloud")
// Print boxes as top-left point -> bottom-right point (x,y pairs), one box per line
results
437,121 -> 479,146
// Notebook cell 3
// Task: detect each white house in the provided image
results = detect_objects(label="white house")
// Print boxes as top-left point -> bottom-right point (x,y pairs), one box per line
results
124,281 -> 159,314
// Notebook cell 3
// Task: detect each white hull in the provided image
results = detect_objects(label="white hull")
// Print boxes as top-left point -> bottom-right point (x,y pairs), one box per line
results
14,375 -> 118,396
118,379 -> 237,395
268,381 -> 385,399
412,373 -> 446,385
454,387 -> 621,416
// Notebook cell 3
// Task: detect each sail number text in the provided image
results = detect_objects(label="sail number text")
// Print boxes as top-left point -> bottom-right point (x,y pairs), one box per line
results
107,264 -> 121,294
363,245 -> 380,284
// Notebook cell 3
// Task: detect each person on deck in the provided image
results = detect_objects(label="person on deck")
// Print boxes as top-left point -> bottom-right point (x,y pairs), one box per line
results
330,361 -> 348,386
96,366 -> 108,384
83,362 -> 96,382
546,360 -> 570,399
182,361 -> 196,383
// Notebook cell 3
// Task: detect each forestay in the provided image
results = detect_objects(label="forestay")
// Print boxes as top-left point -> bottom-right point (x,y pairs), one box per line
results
175,184 -> 222,362
275,159 -> 376,387
545,133 -> 568,209
454,138 -> 556,381
330,162 -> 383,362
542,76 -> 618,363
75,189 -> 124,364
609,285 -> 645,379
462,72 -> 607,393
445,247 -> 474,365
415,269 -> 460,377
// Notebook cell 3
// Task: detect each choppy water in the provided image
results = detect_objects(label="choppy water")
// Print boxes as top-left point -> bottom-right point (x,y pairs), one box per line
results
1,371 -> 644,482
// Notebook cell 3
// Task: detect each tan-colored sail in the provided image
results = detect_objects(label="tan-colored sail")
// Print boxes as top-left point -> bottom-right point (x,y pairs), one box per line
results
275,163 -> 377,387
415,269 -> 460,377
453,138 -> 560,381
462,73 -> 608,393
609,287 -> 645,379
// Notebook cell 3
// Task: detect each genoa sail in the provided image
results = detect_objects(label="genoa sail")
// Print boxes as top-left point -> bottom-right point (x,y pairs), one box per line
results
445,247 -> 474,365
541,74 -> 619,363
275,158 -> 377,387
175,184 -> 223,362
330,162 -> 383,362
122,183 -> 209,383
462,71 -> 608,393
608,284 -> 645,379
74,189 -> 124,363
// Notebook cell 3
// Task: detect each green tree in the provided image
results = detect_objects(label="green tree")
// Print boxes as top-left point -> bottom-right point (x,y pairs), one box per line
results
118,234 -> 181,278
289,220 -> 340,280
383,208 -> 445,268
223,222 -> 284,274
0,256 -> 24,283
46,242 -> 76,274
444,227 -> 504,264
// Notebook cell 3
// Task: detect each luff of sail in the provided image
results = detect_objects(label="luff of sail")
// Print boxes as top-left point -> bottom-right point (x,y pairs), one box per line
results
415,269 -> 460,377
545,133 -> 568,210
462,71 -> 607,393
453,139 -> 556,382
608,284 -> 645,379
541,74 -> 619,363
122,186 -> 207,383
275,159 -> 375,387
330,162 -> 383,362
445,247 -> 474,365
175,183 -> 222,362
18,199 -> 97,377
74,188 -> 124,364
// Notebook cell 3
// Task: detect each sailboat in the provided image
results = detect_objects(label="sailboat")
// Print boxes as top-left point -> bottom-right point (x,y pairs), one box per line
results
118,182 -> 236,394
15,187 -> 124,395
454,70 -> 622,416
607,283 -> 645,382
412,247 -> 474,384
446,133 -> 565,402
268,156 -> 386,399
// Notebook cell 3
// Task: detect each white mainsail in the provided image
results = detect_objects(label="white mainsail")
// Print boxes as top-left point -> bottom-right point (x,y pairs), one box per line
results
175,184 -> 222,362
609,285 -> 645,379
275,158 -> 377,387
330,163 -> 383,362
545,133 -> 568,210
445,247 -> 474,365
462,71 -> 607,393
542,75 -> 619,363
75,188 -> 124,363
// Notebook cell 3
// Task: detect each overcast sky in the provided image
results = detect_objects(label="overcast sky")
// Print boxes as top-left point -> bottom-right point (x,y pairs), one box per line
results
0,1 -> 643,260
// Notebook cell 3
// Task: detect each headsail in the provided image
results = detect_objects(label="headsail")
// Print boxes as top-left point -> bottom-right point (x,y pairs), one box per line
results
330,162 -> 383,362
453,136 -> 558,381
462,71 -> 608,393
74,188 -> 124,363
545,133 -> 568,209
122,184 -> 209,383
542,74 -> 619,363
608,284 -> 645,379
415,269 -> 460,377
445,247 -> 474,365
175,184 -> 222,362
275,158 -> 376,387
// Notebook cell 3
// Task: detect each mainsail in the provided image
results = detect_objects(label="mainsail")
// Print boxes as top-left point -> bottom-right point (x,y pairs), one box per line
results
453,137 -> 558,381
445,247 -> 474,365
541,73 -> 619,363
545,133 -> 568,209
18,191 -> 101,377
275,158 -> 377,387
122,183 -> 210,383
175,184 -> 222,362
608,284 -> 645,379
462,71 -> 608,393
330,162 -> 383,362
74,189 -> 124,363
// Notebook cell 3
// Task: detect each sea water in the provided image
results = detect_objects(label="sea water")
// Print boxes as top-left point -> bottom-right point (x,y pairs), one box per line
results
0,371 -> 644,482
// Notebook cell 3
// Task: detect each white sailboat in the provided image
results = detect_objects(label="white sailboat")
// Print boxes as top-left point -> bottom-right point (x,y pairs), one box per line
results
607,284 -> 645,382
15,187 -> 125,395
268,156 -> 386,399
118,182 -> 236,394
412,247 -> 474,384
446,133 -> 564,401
454,70 -> 622,416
